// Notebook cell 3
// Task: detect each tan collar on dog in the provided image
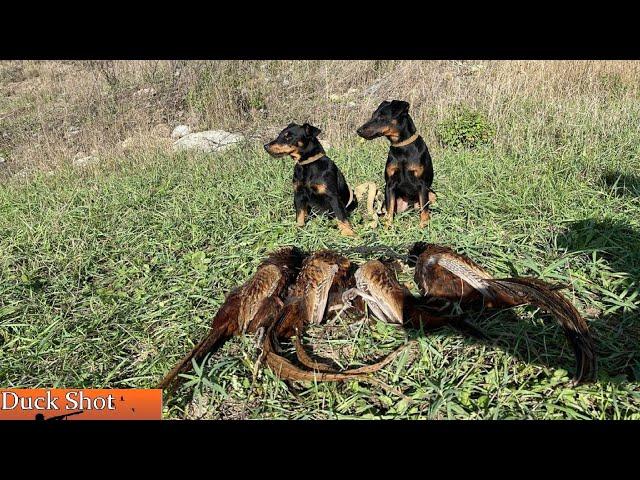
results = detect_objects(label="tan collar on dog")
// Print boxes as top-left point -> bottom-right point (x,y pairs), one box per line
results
297,152 -> 325,165
391,132 -> 419,147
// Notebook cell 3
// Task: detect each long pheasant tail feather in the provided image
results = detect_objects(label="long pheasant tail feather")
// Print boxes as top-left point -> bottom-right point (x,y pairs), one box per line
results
506,276 -> 568,293
266,347 -> 407,397
293,334 -> 338,371
293,333 -> 412,375
487,277 -> 597,384
338,342 -> 413,375
157,320 -> 231,392
262,328 -> 367,382
157,293 -> 240,393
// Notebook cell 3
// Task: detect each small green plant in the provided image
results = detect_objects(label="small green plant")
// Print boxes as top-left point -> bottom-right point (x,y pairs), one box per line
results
435,106 -> 495,148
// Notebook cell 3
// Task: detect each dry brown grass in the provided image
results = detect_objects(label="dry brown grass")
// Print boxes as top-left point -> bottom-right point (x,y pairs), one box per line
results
1,60 -> 639,176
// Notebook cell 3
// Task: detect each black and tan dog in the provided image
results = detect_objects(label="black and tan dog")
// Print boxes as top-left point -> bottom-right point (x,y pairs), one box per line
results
357,100 -> 435,228
264,122 -> 357,236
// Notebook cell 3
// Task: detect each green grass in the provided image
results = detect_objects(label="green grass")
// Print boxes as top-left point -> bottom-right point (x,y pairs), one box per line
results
1,139 -> 639,419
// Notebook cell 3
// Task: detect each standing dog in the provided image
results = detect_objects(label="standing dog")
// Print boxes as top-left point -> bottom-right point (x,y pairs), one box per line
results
264,122 -> 357,236
357,100 -> 435,227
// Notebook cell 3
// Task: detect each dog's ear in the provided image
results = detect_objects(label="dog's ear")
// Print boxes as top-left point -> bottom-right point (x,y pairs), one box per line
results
389,100 -> 410,116
375,100 -> 391,113
303,123 -> 321,138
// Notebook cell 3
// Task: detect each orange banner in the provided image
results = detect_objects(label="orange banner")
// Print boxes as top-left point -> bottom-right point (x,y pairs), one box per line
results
0,389 -> 162,420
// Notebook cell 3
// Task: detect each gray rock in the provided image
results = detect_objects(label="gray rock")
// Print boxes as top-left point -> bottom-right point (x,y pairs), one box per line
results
173,130 -> 244,153
0,155 -> 6,164
134,87 -> 156,97
171,125 -> 191,139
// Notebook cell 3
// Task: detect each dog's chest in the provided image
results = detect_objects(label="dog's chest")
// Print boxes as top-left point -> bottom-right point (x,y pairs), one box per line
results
293,167 -> 330,196
385,158 -> 425,179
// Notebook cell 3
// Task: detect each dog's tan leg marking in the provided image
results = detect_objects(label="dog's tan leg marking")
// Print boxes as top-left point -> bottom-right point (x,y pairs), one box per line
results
337,220 -> 356,237
296,207 -> 307,227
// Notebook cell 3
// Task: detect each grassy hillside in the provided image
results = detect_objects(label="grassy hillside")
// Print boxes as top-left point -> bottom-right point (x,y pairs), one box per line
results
1,60 -> 639,418
2,60 -> 640,176
1,138 -> 639,419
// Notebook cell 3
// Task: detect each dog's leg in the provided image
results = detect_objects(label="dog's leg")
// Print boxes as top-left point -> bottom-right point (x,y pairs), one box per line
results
337,221 -> 355,236
294,195 -> 308,227
354,183 -> 368,202
384,183 -> 396,228
328,194 -> 355,236
296,208 -> 307,227
418,185 -> 431,227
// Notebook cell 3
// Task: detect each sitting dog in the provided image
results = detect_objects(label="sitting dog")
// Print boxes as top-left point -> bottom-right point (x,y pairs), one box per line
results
264,122 -> 357,236
357,100 -> 435,228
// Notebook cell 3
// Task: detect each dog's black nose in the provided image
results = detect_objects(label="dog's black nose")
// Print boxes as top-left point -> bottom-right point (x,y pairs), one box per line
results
263,143 -> 270,151
356,127 -> 364,137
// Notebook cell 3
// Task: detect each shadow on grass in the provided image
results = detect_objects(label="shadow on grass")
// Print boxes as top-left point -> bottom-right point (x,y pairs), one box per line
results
555,218 -> 640,383
404,219 -> 640,385
601,170 -> 640,198
404,308 -> 597,386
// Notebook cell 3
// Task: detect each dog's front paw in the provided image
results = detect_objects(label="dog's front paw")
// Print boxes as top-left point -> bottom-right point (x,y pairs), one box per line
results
338,221 -> 356,237
419,211 -> 431,228
340,227 -> 356,237
296,209 -> 307,227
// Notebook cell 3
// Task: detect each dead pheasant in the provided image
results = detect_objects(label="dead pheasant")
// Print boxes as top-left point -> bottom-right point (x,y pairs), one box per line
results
341,258 -> 482,334
408,242 -> 569,308
269,250 -> 360,371
157,246 -> 306,393
273,250 -> 354,338
265,250 -> 407,381
409,242 -> 597,383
